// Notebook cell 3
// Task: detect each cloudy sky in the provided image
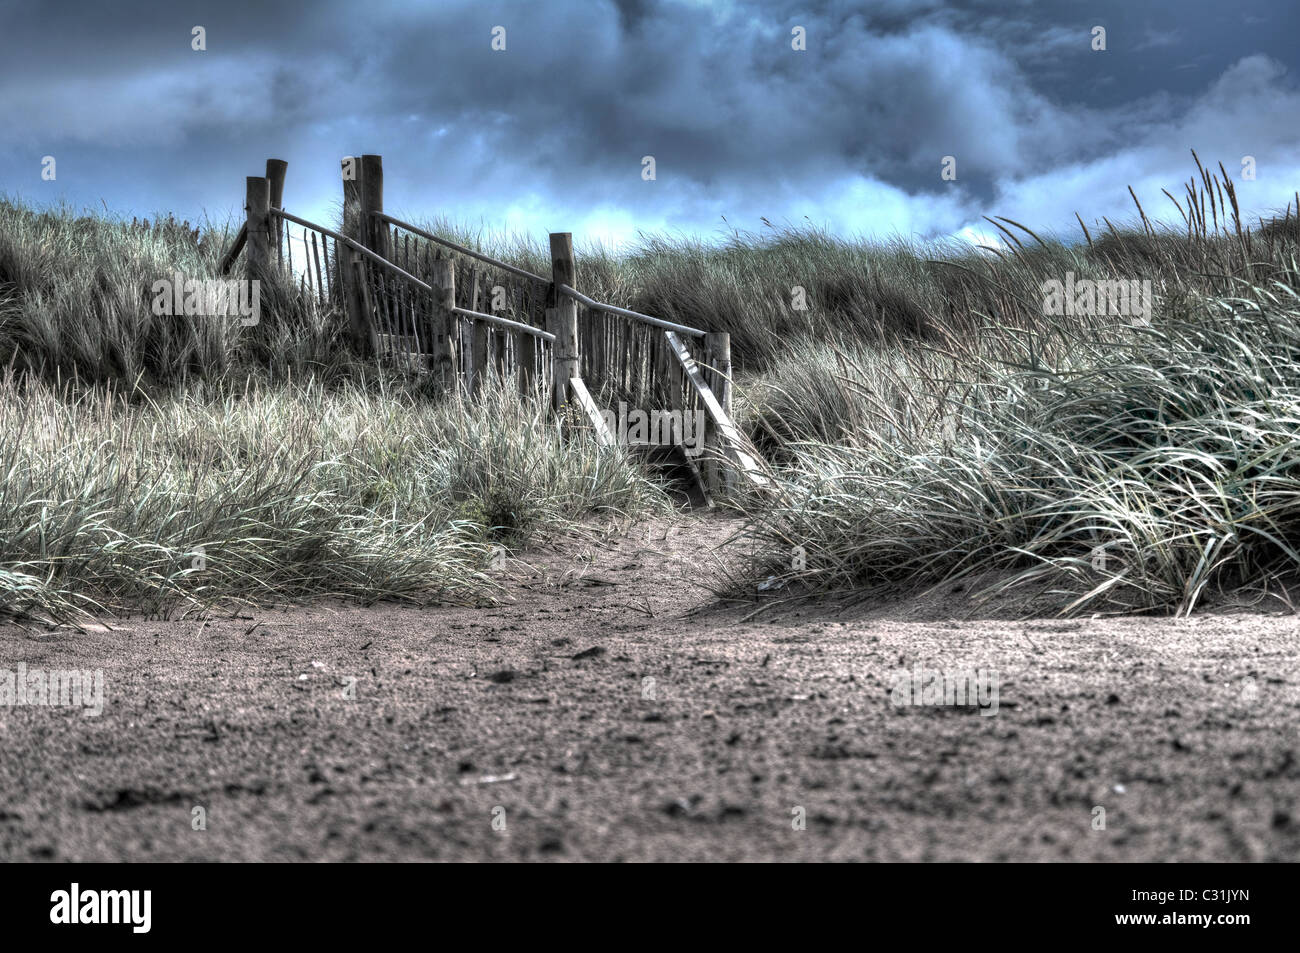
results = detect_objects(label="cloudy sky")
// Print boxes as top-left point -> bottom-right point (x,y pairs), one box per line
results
2,0 -> 1298,249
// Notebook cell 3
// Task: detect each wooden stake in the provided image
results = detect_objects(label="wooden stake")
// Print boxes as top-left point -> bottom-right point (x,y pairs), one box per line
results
340,156 -> 374,355
266,158 -> 288,255
245,176 -> 271,296
703,331 -> 732,494
548,232 -> 579,413
466,268 -> 486,394
432,259 -> 457,389
360,154 -> 390,260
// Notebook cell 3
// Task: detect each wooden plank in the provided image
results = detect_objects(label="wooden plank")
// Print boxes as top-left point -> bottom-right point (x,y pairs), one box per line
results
310,231 -> 325,305
375,268 -> 397,354
677,443 -> 713,509
518,325 -> 536,395
468,268 -> 486,394
219,223 -> 248,276
472,318 -> 489,394
407,274 -> 423,358
663,330 -> 768,487
352,259 -> 376,355
494,291 -> 509,377
427,247 -> 441,364
702,331 -> 731,493
266,158 -> 288,255
569,377 -> 616,448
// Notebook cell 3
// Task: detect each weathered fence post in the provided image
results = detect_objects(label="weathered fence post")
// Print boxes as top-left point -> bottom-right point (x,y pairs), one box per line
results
245,176 -> 271,291
357,155 -> 394,349
360,154 -> 390,260
266,159 -> 288,256
548,232 -> 579,414
339,156 -> 375,355
703,331 -> 732,493
432,259 -> 458,389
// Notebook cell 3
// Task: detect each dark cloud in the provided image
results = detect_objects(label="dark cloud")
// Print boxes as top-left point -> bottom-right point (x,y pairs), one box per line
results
1,0 -> 1297,246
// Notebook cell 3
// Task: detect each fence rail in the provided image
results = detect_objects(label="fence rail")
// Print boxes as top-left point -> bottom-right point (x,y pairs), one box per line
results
372,212 -> 550,285
223,154 -> 766,493
452,305 -> 556,342
557,284 -> 705,337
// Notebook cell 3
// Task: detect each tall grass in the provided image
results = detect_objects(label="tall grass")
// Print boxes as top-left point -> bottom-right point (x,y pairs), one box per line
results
0,375 -> 665,623
0,197 -> 667,622
739,161 -> 1300,616
0,199 -> 348,386
5,154 -> 1300,620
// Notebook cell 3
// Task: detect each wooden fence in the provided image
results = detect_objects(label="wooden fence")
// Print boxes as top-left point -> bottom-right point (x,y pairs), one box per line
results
222,155 -> 766,495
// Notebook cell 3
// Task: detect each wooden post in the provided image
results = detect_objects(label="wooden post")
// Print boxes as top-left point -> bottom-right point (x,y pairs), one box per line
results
265,159 -> 288,256
468,268 -> 487,394
358,155 -> 394,345
703,331 -> 732,493
548,232 -> 579,413
339,156 -> 374,355
360,154 -> 390,260
432,259 -> 457,389
472,321 -> 489,396
664,332 -> 685,419
245,176 -> 271,286
423,246 -> 438,371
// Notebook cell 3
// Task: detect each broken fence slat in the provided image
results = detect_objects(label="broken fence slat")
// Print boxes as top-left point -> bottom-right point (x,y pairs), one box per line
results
218,223 -> 248,276
569,377 -> 617,448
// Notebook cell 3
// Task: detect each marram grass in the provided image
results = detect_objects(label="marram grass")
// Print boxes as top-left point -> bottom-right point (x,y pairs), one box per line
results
0,375 -> 666,623
740,265 -> 1300,615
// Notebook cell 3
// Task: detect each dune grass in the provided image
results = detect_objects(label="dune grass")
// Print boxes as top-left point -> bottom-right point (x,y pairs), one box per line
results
0,374 -> 665,623
0,198 -> 667,622
736,161 -> 1300,615
4,154 -> 1300,619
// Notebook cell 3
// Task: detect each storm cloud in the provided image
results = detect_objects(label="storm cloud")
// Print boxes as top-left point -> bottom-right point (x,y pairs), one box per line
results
1,0 -> 1298,247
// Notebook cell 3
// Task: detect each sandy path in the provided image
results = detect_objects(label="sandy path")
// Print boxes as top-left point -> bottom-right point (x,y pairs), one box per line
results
1,514 -> 1297,861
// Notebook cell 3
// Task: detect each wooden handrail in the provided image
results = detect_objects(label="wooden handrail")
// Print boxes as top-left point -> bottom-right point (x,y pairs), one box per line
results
452,306 -> 555,342
377,213 -> 707,339
371,212 -> 550,285
376,212 -> 707,340
558,284 -> 705,338
271,209 -> 432,290
664,330 -> 768,486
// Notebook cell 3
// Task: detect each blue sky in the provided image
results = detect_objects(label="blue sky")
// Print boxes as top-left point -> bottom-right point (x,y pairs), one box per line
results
2,0 -> 1298,250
